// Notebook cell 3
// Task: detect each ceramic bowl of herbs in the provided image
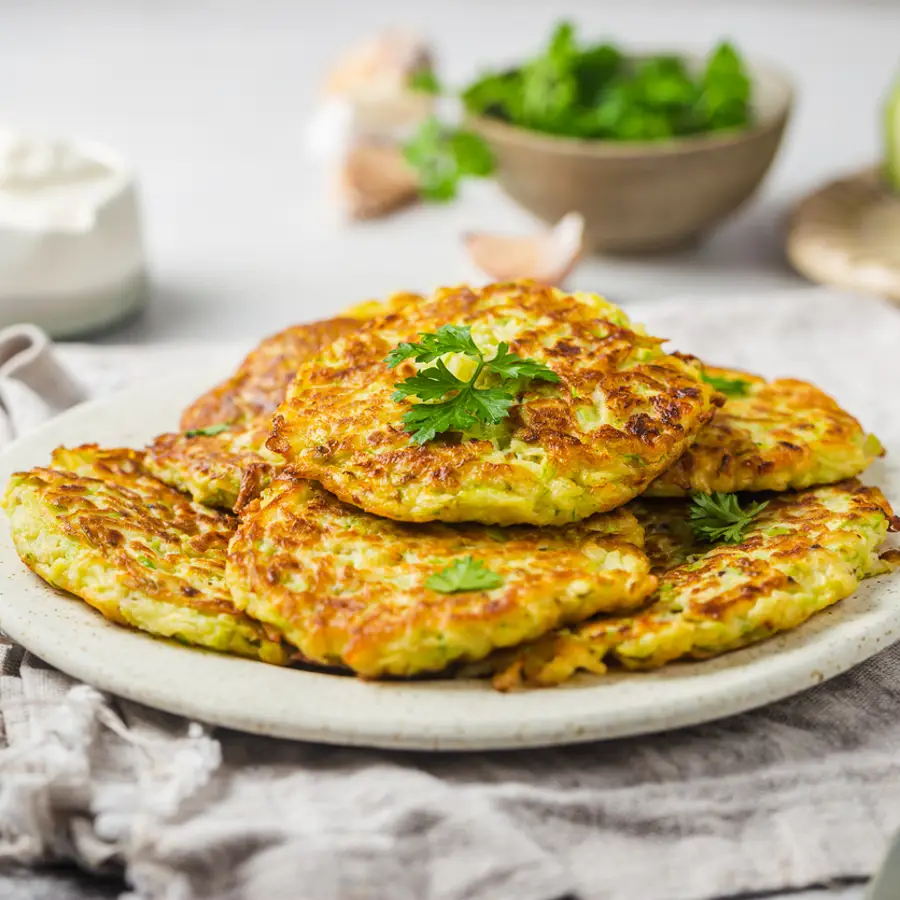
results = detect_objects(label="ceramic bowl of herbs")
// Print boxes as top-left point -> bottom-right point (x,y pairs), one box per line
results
411,24 -> 793,254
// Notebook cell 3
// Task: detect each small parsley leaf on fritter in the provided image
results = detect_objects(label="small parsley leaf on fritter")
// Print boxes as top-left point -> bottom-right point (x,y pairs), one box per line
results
185,423 -> 230,437
701,372 -> 752,398
465,385 -> 516,424
386,325 -> 558,444
400,398 -> 480,445
689,492 -> 769,544
425,556 -> 504,593
487,342 -> 560,382
386,325 -> 480,367
391,360 -> 469,401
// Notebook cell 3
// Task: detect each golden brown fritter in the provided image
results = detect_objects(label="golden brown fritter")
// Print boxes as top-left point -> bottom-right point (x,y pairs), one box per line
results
144,418 -> 279,512
148,343 -> 879,519
179,318 -> 362,432
492,481 -> 897,689
180,294 -> 425,431
269,281 -> 718,526
645,366 -> 883,496
225,474 -> 657,678
2,444 -> 287,664
148,296 -> 427,512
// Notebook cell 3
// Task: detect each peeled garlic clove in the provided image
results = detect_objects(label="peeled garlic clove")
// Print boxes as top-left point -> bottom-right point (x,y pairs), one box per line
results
337,142 -> 419,220
324,30 -> 433,101
463,213 -> 585,286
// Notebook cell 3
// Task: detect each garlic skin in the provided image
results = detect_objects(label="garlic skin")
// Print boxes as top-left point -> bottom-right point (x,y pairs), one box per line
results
306,29 -> 436,219
337,142 -> 419,221
308,29 -> 435,157
324,30 -> 432,101
463,213 -> 585,287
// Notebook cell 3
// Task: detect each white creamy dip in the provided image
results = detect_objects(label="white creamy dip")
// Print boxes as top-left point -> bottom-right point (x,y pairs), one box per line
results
0,129 -> 146,337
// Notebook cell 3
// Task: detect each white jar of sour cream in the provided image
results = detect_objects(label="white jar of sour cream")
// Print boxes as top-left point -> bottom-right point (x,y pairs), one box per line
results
0,129 -> 146,337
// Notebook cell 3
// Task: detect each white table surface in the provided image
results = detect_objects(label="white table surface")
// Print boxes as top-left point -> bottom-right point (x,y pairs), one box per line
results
1,0 -> 899,345
0,2 -> 892,897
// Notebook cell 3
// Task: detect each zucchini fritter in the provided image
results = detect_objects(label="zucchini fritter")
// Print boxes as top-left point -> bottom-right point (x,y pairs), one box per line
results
226,474 -> 657,677
492,481 -> 897,689
179,293 -> 424,432
2,445 -> 287,664
269,281 -> 718,526
146,347 -> 880,519
145,418 -> 279,512
148,295 -> 426,512
645,367 -> 882,496
179,318 -> 361,432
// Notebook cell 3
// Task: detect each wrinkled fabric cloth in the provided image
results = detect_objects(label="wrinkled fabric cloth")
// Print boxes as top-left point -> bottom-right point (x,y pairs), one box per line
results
0,289 -> 898,900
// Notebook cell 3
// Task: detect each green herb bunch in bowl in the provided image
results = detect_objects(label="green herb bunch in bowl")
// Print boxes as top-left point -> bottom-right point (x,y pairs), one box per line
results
462,24 -> 753,141
406,22 -> 793,254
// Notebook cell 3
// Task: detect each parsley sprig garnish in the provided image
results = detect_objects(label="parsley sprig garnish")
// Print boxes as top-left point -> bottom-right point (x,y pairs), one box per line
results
701,372 -> 752,398
385,325 -> 559,444
425,556 -> 504,593
689,492 -> 769,545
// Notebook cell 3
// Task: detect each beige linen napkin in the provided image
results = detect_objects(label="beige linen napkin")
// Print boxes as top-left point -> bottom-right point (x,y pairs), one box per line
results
0,289 -> 898,900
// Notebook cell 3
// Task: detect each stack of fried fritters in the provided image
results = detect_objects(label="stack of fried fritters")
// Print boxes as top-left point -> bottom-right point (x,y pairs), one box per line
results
4,282 -> 896,689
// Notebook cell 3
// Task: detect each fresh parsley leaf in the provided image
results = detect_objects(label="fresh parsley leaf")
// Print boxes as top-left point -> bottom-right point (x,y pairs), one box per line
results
450,131 -> 495,176
403,117 -> 495,202
392,360 -> 469,402
547,20 -> 578,64
425,556 -> 504,593
385,324 -> 480,367
519,56 -> 579,133
487,343 -> 560,383
402,117 -> 455,201
689,492 -> 769,545
699,41 -> 752,132
400,384 -> 514,444
460,24 -> 752,142
701,372 -> 752,398
464,384 -> 516,424
387,325 -> 559,444
409,69 -> 441,95
632,56 -> 696,110
185,423 -> 230,437
401,396 -> 480,445
462,69 -> 523,120
574,42 -> 623,106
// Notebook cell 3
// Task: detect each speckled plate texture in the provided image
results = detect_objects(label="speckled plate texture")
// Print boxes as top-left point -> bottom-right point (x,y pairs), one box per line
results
787,166 -> 900,302
0,367 -> 898,751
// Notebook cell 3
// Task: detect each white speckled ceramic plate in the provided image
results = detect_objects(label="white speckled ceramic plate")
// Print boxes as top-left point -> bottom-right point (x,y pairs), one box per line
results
787,166 -> 900,302
0,370 -> 898,751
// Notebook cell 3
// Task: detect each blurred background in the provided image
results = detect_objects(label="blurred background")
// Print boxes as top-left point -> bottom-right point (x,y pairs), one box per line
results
1,0 -> 898,343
